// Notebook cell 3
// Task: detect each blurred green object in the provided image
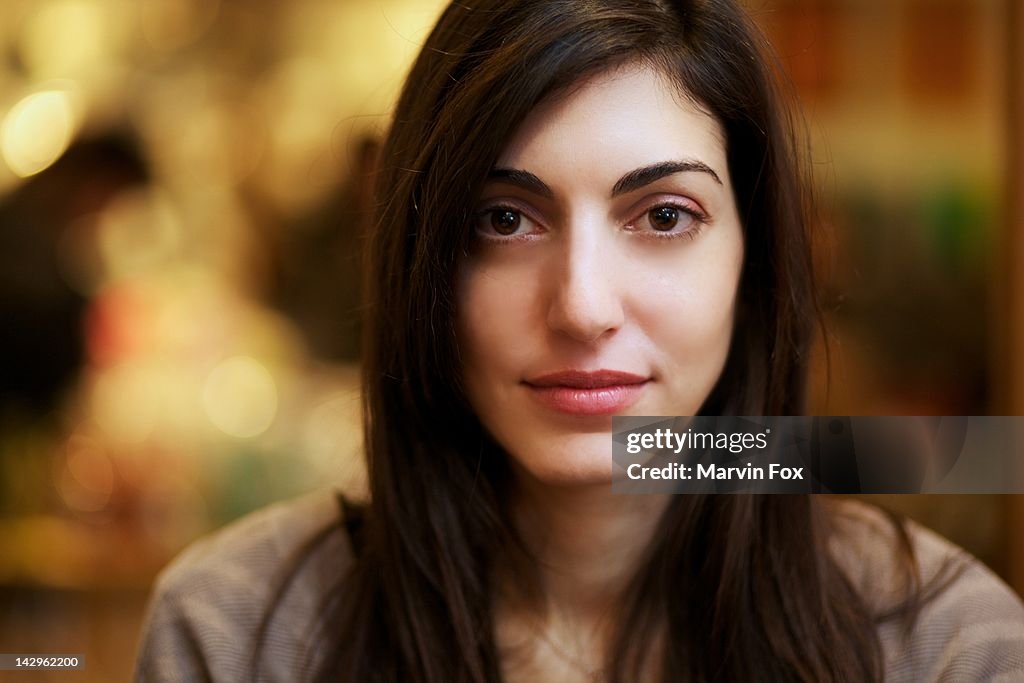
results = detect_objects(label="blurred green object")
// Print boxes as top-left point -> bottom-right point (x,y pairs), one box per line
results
922,182 -> 992,274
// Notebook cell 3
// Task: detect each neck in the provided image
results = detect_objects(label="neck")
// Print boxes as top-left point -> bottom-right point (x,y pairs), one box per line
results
493,472 -> 670,681
507,473 -> 671,619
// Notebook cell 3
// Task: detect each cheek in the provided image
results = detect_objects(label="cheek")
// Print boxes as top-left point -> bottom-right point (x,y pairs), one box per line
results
457,262 -> 539,386
633,232 -> 743,377
645,273 -> 737,348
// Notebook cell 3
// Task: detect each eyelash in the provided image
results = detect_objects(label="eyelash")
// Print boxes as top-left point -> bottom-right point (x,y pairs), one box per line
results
472,200 -> 709,243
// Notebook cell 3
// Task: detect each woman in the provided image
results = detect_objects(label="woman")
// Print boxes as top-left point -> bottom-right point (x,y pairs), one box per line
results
135,0 -> 1024,681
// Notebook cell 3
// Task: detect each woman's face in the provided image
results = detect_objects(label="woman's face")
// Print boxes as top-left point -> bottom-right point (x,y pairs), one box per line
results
457,63 -> 744,486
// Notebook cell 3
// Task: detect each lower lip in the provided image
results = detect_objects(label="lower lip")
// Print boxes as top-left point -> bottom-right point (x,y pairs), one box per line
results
526,382 -> 648,416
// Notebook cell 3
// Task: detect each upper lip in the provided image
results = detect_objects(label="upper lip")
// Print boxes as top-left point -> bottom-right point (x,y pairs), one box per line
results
524,370 -> 650,388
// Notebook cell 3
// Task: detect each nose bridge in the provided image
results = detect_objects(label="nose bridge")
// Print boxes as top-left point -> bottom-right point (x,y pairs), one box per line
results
546,215 -> 623,342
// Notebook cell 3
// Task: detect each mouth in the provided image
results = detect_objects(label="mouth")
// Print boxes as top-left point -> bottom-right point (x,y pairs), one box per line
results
523,370 -> 650,416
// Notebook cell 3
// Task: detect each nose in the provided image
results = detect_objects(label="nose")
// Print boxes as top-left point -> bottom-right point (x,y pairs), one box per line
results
545,229 -> 624,343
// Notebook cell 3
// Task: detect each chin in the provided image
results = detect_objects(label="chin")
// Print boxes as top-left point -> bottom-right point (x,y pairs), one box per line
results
510,432 -> 615,487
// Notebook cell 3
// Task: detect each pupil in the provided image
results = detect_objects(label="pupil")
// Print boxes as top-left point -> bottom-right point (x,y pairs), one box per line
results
492,210 -> 520,235
651,207 -> 678,230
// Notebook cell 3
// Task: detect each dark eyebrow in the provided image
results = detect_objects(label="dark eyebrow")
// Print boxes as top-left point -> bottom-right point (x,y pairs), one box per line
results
487,159 -> 722,200
612,160 -> 722,196
487,168 -> 554,199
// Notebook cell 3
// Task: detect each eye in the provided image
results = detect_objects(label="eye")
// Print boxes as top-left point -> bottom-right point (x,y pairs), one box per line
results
631,201 -> 707,239
473,205 -> 542,240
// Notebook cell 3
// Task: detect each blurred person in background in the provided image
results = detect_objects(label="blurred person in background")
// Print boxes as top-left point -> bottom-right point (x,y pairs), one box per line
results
134,1 -> 1024,682
0,134 -> 148,420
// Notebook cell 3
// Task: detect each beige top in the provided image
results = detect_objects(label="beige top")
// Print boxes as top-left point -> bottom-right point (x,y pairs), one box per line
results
133,491 -> 1024,682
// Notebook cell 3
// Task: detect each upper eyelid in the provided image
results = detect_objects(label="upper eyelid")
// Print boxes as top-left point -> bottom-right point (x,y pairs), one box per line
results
476,194 -> 537,211
477,198 -> 532,212
633,189 -> 705,207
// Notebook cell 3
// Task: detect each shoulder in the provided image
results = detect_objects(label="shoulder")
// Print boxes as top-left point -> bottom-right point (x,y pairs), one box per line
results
134,489 -> 354,683
826,498 -> 1024,682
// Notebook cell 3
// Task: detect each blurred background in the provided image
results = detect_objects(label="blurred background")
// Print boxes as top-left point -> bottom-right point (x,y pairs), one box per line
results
0,0 -> 1020,680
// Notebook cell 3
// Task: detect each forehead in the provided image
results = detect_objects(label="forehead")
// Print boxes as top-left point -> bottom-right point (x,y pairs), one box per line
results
495,62 -> 728,185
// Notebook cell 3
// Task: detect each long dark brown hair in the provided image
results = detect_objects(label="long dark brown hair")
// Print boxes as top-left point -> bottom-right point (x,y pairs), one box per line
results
266,1 -> 922,680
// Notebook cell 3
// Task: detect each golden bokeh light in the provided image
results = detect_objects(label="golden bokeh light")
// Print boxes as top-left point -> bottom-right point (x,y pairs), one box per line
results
1,87 -> 80,177
202,356 -> 279,438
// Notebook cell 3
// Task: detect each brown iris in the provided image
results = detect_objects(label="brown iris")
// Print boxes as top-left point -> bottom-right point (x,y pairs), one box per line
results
491,209 -> 520,235
649,206 -> 679,231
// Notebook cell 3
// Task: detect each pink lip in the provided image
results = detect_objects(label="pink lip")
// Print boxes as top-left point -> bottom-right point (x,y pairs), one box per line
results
524,370 -> 649,416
